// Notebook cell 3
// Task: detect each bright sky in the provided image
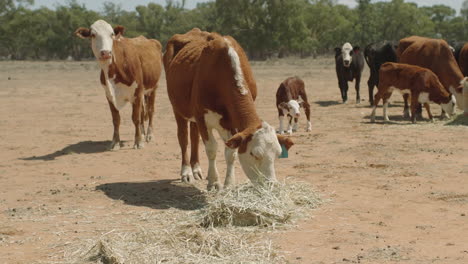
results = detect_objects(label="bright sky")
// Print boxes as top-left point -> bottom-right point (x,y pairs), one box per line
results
31,0 -> 463,13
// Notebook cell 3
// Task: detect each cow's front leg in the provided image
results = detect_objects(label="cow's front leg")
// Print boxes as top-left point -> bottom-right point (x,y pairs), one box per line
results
304,103 -> 312,131
205,129 -> 221,191
107,99 -> 122,151
292,117 -> 299,132
286,115 -> 293,134
424,103 -> 434,122
355,75 -> 361,104
403,94 -> 410,118
132,88 -> 144,149
278,114 -> 285,134
367,74 -> 375,106
224,146 -> 237,188
175,114 -> 194,183
190,122 -> 203,180
340,80 -> 348,103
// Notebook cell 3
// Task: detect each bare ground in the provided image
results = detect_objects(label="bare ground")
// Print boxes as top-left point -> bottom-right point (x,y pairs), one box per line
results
0,58 -> 467,263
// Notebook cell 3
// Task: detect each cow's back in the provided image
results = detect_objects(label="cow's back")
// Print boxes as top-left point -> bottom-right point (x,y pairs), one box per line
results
276,77 -> 304,103
398,37 -> 462,92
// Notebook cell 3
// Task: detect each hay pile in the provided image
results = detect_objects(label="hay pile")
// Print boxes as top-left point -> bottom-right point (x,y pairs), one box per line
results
59,181 -> 321,264
201,181 -> 322,227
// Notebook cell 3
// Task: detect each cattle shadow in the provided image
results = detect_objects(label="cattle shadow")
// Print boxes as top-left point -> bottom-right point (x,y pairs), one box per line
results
362,114 -> 433,125
314,100 -> 342,107
21,140 -> 113,161
96,179 -> 207,210
445,114 -> 468,126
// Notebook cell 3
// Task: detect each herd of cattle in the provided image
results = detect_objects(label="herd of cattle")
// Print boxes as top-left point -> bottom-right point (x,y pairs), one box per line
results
335,37 -> 468,123
74,19 -> 467,188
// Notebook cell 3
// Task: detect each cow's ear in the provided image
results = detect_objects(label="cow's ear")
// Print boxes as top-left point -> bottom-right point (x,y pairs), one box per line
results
297,96 -> 304,104
353,46 -> 360,53
277,135 -> 294,150
334,47 -> 341,57
113,25 -> 125,39
278,102 -> 289,109
226,133 -> 244,149
75,27 -> 91,39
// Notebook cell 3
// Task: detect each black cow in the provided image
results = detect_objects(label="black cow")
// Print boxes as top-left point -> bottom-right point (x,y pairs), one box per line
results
448,41 -> 465,64
364,41 -> 398,106
334,42 -> 365,103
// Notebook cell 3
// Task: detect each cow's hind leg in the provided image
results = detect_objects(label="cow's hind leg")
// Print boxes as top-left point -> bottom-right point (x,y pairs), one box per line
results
175,114 -> 195,183
370,91 -> 382,123
107,100 -> 123,150
382,92 -> 392,122
304,102 -> 312,131
403,94 -> 410,119
132,88 -> 144,149
190,122 -> 203,180
367,74 -> 376,106
146,89 -> 156,142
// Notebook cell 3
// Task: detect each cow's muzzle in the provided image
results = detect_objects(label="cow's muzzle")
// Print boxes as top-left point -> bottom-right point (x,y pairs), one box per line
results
343,60 -> 350,67
100,50 -> 112,60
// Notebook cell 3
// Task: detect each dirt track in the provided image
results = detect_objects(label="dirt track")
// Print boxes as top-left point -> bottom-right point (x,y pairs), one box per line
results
0,58 -> 467,263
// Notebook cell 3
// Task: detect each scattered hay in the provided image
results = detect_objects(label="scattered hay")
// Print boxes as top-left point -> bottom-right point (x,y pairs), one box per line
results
445,114 -> 468,126
54,181 -> 321,264
201,181 -> 322,227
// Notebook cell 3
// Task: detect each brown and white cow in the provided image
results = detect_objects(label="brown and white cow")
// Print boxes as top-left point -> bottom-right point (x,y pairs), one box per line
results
276,77 -> 311,134
75,20 -> 162,150
164,28 -> 293,189
397,36 -> 467,116
371,62 -> 455,123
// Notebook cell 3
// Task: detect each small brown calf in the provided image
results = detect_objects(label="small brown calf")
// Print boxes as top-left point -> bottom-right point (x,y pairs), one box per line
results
371,62 -> 455,123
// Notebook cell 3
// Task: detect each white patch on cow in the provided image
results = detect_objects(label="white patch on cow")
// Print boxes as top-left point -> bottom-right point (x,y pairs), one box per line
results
370,105 -> 377,123
390,86 -> 410,95
306,121 -> 312,131
237,122 -> 282,186
441,95 -> 455,117
287,100 -> 301,117
103,78 -> 137,110
383,102 -> 390,122
418,92 -> 430,104
278,115 -> 285,134
342,42 -> 353,67
89,20 -> 115,64
204,110 -> 230,140
224,37 -> 248,96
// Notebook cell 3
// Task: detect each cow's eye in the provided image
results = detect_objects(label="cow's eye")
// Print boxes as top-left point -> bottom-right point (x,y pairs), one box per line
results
91,33 -> 96,38
250,151 -> 261,161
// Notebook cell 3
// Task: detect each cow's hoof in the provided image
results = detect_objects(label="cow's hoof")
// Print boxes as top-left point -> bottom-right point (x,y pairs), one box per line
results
207,182 -> 222,191
403,110 -> 410,119
287,130 -> 293,135
133,142 -> 145,149
306,127 -> 312,132
192,164 -> 203,180
356,99 -> 361,104
145,133 -> 153,142
109,141 -> 120,151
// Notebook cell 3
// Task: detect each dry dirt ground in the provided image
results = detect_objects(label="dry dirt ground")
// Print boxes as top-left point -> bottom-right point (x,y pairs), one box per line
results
0,58 -> 467,264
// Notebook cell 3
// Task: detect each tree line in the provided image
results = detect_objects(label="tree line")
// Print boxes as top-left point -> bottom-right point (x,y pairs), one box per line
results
1,0 -> 467,60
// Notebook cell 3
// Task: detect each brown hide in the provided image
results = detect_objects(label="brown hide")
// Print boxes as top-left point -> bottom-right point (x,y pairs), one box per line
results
100,36 -> 162,90
397,36 -> 463,93
459,43 -> 468,77
378,62 -> 451,104
164,28 -> 261,147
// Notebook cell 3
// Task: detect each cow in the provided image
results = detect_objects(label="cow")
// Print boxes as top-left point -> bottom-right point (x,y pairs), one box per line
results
163,28 -> 293,190
371,62 -> 456,124
364,41 -> 398,106
334,42 -> 365,103
458,43 -> 468,77
75,20 -> 162,150
397,36 -> 467,116
275,77 -> 311,134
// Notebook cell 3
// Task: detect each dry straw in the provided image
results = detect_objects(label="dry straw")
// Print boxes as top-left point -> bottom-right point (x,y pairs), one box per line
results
57,179 -> 322,264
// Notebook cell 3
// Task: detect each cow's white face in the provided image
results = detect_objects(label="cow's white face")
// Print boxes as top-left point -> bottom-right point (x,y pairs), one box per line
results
232,122 -> 282,186
441,95 -> 456,116
75,20 -> 123,66
90,20 -> 115,64
342,42 -> 353,67
279,99 -> 301,118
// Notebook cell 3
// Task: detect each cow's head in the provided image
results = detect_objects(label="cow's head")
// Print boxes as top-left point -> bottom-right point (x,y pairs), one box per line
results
74,20 -> 124,65
340,42 -> 354,67
278,98 -> 302,118
449,77 -> 468,111
441,95 -> 456,117
225,122 -> 294,186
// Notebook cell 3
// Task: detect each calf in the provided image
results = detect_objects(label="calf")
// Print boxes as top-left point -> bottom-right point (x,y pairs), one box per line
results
75,20 -> 162,150
276,77 -> 311,134
371,62 -> 455,124
364,41 -> 398,106
164,28 -> 293,189
334,42 -> 365,103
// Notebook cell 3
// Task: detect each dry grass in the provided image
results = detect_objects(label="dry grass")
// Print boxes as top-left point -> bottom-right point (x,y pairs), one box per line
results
51,181 -> 322,264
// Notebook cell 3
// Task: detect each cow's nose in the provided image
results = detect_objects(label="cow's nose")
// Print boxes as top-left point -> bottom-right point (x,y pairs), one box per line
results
100,50 -> 112,59
295,113 -> 300,118
344,60 -> 350,65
